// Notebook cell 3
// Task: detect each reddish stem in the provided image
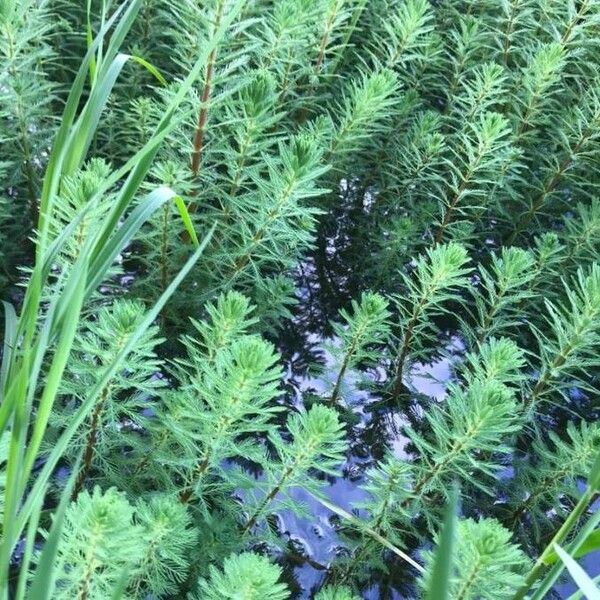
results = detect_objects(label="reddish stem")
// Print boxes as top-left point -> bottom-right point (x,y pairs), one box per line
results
189,0 -> 226,201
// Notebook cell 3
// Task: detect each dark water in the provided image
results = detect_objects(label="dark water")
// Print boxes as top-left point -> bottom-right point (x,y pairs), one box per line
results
5,180 -> 598,598
263,184 -> 600,599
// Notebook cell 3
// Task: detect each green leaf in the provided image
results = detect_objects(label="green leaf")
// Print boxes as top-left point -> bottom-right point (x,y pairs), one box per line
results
130,54 -> 167,86
0,0 -> 17,21
0,301 -> 16,392
554,545 -> 600,600
425,487 -> 459,600
27,454 -> 83,600
588,449 -> 600,491
85,186 -> 180,297
174,195 -> 200,247
86,0 -> 97,84
307,492 -> 425,573
36,1 -> 130,253
545,530 -> 600,565
9,224 -> 216,551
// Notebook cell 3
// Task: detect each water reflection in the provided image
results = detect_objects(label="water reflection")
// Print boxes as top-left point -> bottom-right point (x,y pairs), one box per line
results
270,181 -> 599,598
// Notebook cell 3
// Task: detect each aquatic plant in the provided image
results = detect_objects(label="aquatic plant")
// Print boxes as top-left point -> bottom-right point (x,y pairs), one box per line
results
2,0 -> 600,598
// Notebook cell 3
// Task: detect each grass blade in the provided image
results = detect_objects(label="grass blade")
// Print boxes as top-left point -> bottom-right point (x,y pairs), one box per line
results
130,54 -> 167,86
27,454 -> 84,600
307,491 -> 425,573
0,301 -> 16,392
8,225 -> 216,552
175,195 -> 200,247
554,544 -> 600,600
425,486 -> 459,600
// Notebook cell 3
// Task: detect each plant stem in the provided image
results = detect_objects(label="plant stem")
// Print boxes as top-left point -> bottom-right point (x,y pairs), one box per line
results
328,0 -> 368,75
71,385 -> 111,501
330,319 -> 369,403
313,0 -> 341,76
560,0 -> 592,46
507,130 -> 593,245
189,0 -> 226,197
512,486 -> 596,600
179,454 -> 210,504
501,0 -> 520,65
392,284 -> 436,399
455,560 -> 483,600
242,466 -> 294,533
433,153 -> 481,245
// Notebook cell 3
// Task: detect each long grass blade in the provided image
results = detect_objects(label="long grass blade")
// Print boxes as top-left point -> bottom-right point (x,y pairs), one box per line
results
530,508 -> 600,600
27,453 -> 84,600
175,195 -> 200,247
307,491 -> 425,573
425,487 -> 459,600
554,545 -> 600,600
0,301 -> 16,392
7,225 -> 215,553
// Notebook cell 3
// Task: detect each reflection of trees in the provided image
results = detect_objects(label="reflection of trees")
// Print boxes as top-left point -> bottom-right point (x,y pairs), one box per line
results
269,178 -> 593,597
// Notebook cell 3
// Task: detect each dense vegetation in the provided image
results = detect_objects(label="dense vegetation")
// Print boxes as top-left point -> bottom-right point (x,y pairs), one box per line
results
1,0 -> 600,598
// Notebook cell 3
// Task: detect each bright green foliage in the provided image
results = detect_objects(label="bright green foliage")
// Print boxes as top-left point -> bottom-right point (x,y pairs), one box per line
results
409,377 -> 519,497
326,68 -> 399,173
462,337 -> 526,387
339,338 -> 525,579
274,404 -> 347,477
126,292 -> 281,506
219,132 -> 328,283
560,199 -> 600,273
447,62 -> 507,127
315,585 -> 362,600
526,264 -> 600,411
433,112 -> 514,245
407,339 -> 524,503
2,0 -> 600,598
510,421 -> 600,539
47,160 -> 113,257
34,159 -> 124,308
328,291 -> 390,402
0,435 -> 6,529
180,290 -> 257,369
50,299 -> 163,492
130,495 -> 198,597
244,405 -> 347,530
490,0 -> 539,66
391,242 -> 471,395
374,0 -> 433,71
463,247 -> 535,347
53,487 -> 143,600
222,72 -> 281,196
61,300 -> 163,398
132,127 -> 329,329
0,0 -> 56,289
181,335 -> 282,480
151,328 -> 283,502
421,518 -> 530,600
194,552 -> 290,600
358,455 -> 413,537
337,455 -> 414,581
510,42 -> 566,145
521,204 -> 600,313
510,84 -> 600,241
